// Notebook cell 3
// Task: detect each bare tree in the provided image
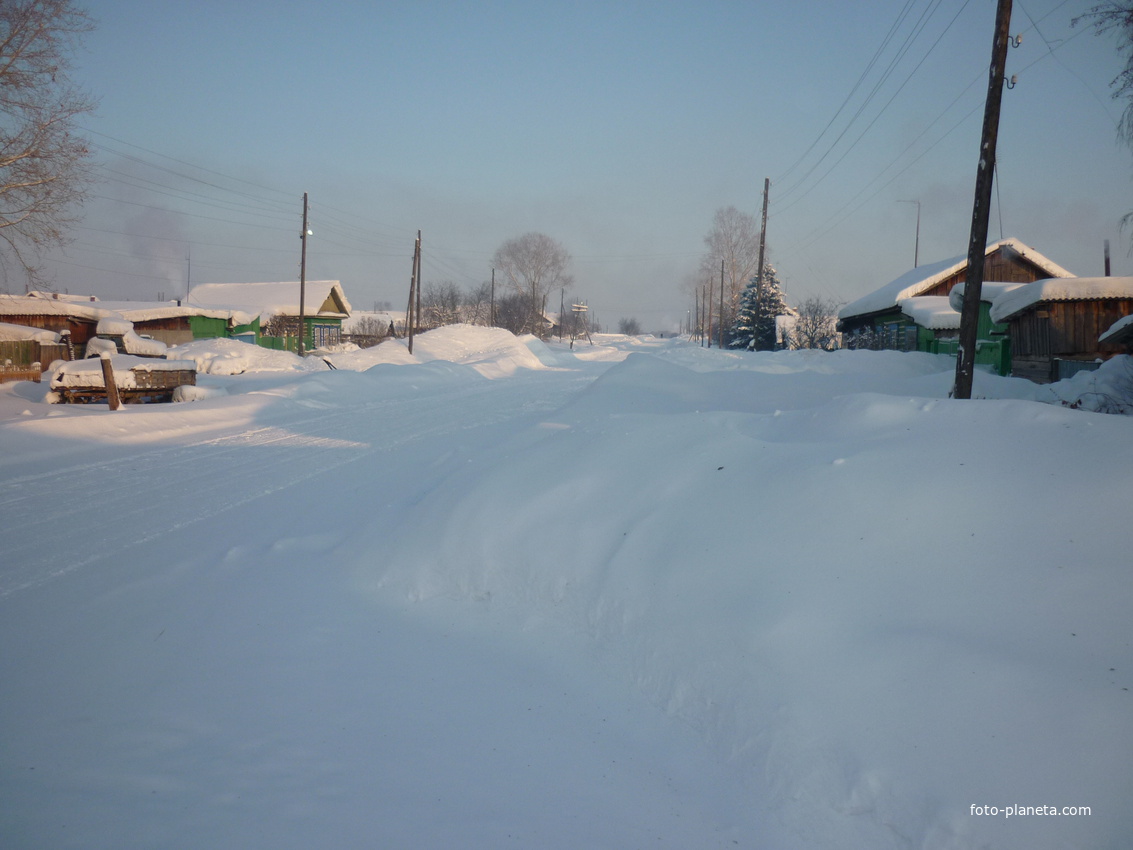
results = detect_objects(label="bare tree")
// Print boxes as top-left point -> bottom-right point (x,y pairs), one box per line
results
346,315 -> 393,348
492,292 -> 535,335
462,280 -> 493,326
701,207 -> 761,342
492,232 -> 572,337
0,0 -> 96,289
788,296 -> 841,350
617,317 -> 642,335
421,280 -> 461,328
1077,5 -> 1133,231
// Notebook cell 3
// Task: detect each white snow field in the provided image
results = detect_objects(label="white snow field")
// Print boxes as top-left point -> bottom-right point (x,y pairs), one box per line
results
1,326 -> 1130,849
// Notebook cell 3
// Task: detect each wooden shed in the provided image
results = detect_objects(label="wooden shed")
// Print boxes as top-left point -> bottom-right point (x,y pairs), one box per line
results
989,277 -> 1133,383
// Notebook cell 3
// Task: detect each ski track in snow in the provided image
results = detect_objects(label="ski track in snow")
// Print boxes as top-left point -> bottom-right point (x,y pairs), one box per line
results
0,372 -> 586,598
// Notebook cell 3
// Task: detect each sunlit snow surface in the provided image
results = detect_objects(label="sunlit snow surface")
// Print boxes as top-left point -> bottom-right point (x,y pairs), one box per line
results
2,328 -> 1131,849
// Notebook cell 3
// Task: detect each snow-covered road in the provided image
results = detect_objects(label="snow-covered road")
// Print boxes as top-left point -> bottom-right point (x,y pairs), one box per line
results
3,329 -> 1131,849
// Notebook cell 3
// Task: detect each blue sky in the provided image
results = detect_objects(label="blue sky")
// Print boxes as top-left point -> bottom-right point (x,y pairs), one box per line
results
36,0 -> 1133,330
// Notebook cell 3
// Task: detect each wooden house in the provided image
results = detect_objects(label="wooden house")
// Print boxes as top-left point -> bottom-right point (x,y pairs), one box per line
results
838,238 -> 1072,349
989,277 -> 1133,383
0,293 -> 102,353
187,281 -> 351,350
96,302 -> 260,347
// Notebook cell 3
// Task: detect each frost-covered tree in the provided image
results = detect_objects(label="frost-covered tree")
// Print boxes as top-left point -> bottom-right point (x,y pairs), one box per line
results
701,206 -> 760,336
729,264 -> 788,351
421,280 -> 461,328
492,232 -> 572,338
785,296 -> 841,351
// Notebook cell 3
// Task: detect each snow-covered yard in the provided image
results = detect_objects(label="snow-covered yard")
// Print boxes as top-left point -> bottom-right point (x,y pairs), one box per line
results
1,327 -> 1130,849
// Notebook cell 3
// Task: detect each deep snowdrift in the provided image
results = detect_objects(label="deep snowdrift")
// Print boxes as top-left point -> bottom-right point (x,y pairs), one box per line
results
1,328 -> 1130,849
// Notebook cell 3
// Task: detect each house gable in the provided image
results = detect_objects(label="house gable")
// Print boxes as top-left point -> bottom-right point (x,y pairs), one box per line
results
187,281 -> 351,321
838,239 -> 1072,332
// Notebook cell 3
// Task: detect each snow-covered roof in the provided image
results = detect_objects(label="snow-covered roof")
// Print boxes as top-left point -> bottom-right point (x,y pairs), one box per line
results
1099,312 -> 1133,345
897,296 -> 960,330
946,280 -> 1026,313
0,294 -> 105,321
187,281 -> 351,321
839,238 -> 1073,321
26,290 -> 100,303
0,295 -> 256,327
95,301 -> 258,326
989,277 -> 1133,323
0,321 -> 61,342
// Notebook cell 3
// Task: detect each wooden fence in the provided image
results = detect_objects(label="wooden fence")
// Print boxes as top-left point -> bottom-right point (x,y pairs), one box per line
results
0,341 -> 72,383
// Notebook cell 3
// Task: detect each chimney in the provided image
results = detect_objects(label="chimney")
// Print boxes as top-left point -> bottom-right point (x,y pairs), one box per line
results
1104,240 -> 1112,276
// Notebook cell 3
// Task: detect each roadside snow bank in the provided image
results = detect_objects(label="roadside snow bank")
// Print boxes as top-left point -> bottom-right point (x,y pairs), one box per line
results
170,338 -> 327,375
363,351 -> 1133,849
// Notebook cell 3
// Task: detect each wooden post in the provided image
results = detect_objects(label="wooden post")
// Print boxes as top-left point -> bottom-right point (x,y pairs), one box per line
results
490,267 -> 496,327
954,0 -> 1013,399
99,354 -> 121,410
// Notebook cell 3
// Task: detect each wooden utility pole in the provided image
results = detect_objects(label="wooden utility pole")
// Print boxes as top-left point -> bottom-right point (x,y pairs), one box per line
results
954,0 -> 1013,399
490,268 -> 496,327
406,233 -> 420,354
718,259 -> 725,349
415,230 -> 422,338
706,280 -> 713,348
754,177 -> 770,350
298,192 -> 309,356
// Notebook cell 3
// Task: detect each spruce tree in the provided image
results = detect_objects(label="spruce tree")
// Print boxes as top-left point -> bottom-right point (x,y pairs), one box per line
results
730,264 -> 788,351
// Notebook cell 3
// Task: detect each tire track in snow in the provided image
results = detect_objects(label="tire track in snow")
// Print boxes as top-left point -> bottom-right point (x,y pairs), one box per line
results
0,372 -> 586,598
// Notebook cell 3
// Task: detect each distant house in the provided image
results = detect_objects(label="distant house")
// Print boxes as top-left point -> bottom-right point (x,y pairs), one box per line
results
0,292 -> 259,353
0,293 -> 103,354
989,277 -> 1133,383
838,238 -> 1073,351
187,281 -> 351,350
97,302 -> 260,347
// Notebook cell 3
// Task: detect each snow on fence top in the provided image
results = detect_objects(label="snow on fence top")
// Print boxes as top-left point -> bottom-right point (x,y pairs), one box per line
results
0,321 -> 60,342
